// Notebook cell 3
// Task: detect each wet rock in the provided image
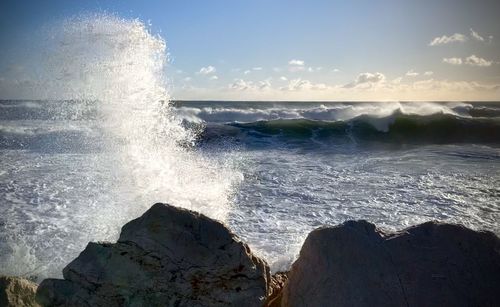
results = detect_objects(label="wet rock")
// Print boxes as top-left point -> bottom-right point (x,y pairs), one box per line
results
0,275 -> 39,307
282,220 -> 500,307
37,203 -> 270,306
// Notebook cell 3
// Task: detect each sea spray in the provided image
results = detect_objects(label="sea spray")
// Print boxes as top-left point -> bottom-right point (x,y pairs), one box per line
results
48,13 -> 243,218
0,14 -> 241,280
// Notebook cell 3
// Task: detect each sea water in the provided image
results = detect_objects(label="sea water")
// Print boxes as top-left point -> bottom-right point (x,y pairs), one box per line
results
0,15 -> 499,280
177,100 -> 500,270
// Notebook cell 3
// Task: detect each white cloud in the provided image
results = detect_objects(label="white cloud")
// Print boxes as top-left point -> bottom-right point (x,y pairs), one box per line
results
443,57 -> 463,65
241,67 -> 264,74
288,59 -> 305,66
198,65 -> 216,75
258,79 -> 272,90
405,69 -> 419,77
443,55 -> 494,67
307,66 -> 323,72
465,54 -> 493,67
429,33 -> 467,46
344,72 -> 386,88
229,78 -> 272,91
230,79 -> 252,91
281,78 -> 328,91
411,79 -> 500,92
209,75 -> 219,80
356,72 -> 386,83
332,68 -> 340,72
423,71 -> 434,76
183,77 -> 192,82
430,29 -> 493,47
175,76 -> 500,101
470,28 -> 493,43
287,59 -> 307,72
470,28 -> 485,42
280,76 -> 288,81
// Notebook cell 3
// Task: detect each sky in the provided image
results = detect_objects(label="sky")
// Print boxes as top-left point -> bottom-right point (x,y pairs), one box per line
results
1,0 -> 500,101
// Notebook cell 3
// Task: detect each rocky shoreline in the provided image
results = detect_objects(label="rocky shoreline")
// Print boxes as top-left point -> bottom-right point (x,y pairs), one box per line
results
2,203 -> 500,306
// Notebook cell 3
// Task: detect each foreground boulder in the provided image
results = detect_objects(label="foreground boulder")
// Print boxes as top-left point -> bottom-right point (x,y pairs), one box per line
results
37,203 -> 270,306
0,276 -> 39,307
282,220 -> 500,307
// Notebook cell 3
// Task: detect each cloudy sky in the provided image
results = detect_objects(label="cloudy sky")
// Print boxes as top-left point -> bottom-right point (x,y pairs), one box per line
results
1,0 -> 500,100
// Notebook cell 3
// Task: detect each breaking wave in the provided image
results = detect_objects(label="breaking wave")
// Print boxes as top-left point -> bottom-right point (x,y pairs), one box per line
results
174,101 -> 500,145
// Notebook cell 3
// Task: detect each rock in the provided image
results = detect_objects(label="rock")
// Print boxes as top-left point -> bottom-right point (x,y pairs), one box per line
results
0,276 -> 39,307
264,272 -> 288,307
36,203 -> 270,306
282,220 -> 500,307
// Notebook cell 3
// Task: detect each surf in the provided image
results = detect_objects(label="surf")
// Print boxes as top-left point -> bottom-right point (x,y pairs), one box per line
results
175,101 -> 500,146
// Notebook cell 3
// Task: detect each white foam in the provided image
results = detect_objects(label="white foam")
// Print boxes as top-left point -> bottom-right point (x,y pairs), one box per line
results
176,101 -> 473,126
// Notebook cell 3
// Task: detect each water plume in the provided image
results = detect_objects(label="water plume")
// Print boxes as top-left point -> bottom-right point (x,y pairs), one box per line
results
0,13 -> 241,280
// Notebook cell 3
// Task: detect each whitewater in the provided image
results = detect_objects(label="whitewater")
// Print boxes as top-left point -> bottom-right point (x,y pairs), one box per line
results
1,15 -> 499,280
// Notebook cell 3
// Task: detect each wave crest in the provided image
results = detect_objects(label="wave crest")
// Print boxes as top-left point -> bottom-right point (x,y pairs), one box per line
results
197,112 -> 500,145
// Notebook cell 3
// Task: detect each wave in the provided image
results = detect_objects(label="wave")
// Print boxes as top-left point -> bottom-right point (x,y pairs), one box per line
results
196,112 -> 500,145
174,101 -> 498,124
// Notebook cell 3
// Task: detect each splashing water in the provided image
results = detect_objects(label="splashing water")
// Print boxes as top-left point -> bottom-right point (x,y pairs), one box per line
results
51,14 -> 243,217
0,14 -> 241,279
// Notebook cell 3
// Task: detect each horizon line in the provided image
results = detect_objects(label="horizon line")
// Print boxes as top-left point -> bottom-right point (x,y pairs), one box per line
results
1,99 -> 499,103
171,99 -> 500,103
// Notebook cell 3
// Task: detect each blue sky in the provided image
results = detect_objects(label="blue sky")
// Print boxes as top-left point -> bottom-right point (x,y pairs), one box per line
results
1,0 -> 500,100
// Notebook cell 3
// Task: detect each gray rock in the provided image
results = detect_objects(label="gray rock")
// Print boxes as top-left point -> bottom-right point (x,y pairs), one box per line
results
265,272 -> 288,307
0,275 -> 39,307
37,203 -> 270,306
281,220 -> 500,307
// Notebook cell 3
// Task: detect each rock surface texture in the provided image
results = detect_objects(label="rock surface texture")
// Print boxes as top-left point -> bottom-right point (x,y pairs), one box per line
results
265,272 -> 288,307
36,203 -> 270,307
281,220 -> 500,307
0,276 -> 39,307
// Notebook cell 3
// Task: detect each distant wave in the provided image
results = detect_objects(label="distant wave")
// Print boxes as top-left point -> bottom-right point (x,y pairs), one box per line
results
174,101 -> 484,124
195,113 -> 500,145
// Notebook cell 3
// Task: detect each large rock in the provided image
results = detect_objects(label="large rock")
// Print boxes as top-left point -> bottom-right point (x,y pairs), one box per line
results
0,276 -> 39,307
281,220 -> 500,307
36,203 -> 270,306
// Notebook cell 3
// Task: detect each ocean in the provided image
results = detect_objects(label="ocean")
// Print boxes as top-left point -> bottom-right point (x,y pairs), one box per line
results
0,15 -> 499,281
1,99 -> 499,280
178,100 -> 500,271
